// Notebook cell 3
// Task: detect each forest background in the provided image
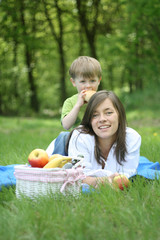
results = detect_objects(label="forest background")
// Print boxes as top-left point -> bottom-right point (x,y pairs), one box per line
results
0,0 -> 160,117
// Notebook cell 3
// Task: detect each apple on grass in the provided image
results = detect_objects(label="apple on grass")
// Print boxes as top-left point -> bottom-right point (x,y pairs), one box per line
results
28,149 -> 49,168
113,175 -> 130,190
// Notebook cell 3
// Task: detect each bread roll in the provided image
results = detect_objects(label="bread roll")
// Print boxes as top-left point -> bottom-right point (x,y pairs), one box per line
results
84,90 -> 96,102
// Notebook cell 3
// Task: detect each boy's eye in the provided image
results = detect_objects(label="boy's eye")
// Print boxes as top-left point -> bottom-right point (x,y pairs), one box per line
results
90,80 -> 96,83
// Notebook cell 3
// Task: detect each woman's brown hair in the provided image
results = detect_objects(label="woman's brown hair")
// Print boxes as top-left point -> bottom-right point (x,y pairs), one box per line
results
66,90 -> 127,165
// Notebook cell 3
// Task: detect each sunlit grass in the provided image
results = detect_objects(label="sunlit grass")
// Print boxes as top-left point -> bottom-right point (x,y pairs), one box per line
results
0,117 -> 64,165
1,179 -> 160,240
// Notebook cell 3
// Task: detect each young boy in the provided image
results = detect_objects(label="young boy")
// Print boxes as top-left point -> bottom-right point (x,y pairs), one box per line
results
61,56 -> 102,130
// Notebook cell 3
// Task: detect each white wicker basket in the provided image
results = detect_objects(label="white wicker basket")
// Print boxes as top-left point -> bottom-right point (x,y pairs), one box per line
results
14,165 -> 85,199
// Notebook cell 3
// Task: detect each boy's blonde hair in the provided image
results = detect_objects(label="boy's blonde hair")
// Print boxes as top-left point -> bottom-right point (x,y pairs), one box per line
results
69,56 -> 102,80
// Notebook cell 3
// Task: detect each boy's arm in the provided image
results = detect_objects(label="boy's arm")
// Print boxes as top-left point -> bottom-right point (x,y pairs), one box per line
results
61,91 -> 86,130
62,103 -> 81,130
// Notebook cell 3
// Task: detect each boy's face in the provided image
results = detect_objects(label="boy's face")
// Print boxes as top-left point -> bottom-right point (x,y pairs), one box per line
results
71,76 -> 101,93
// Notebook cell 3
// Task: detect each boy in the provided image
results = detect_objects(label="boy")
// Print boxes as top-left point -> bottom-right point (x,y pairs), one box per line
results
61,56 -> 102,130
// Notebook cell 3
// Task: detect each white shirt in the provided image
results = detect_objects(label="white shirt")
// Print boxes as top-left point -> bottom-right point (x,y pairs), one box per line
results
68,127 -> 141,178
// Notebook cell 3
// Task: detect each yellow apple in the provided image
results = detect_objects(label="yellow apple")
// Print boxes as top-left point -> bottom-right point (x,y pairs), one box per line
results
28,149 -> 49,168
113,175 -> 130,190
84,90 -> 96,102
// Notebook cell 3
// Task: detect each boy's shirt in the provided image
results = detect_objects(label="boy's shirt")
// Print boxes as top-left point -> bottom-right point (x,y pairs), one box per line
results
61,93 -> 87,129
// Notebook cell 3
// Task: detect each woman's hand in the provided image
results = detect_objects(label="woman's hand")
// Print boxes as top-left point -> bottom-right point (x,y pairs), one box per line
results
82,173 -> 120,188
82,176 -> 98,187
96,173 -> 119,187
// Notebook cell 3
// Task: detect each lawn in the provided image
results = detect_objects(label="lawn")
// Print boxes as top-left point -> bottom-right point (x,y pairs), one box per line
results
0,88 -> 160,240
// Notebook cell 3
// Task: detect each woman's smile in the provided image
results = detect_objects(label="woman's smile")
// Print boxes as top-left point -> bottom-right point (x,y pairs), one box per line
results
98,124 -> 111,130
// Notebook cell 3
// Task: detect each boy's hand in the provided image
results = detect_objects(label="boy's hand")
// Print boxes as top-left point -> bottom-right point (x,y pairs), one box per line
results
76,90 -> 87,107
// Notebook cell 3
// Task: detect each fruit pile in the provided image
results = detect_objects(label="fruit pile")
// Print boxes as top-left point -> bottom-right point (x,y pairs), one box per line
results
28,148 -> 82,169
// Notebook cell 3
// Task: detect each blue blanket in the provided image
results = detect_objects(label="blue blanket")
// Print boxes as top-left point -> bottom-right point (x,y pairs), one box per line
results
0,157 -> 160,191
0,164 -> 18,191
134,156 -> 160,179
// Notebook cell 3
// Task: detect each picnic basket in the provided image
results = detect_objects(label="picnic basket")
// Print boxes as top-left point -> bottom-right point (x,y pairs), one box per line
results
14,164 -> 85,199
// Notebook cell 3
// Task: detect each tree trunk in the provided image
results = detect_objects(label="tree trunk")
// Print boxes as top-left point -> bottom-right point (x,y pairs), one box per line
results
108,64 -> 114,90
58,40 -> 66,104
25,49 -> 39,112
19,0 -> 39,112
13,39 -> 19,98
43,0 -> 67,105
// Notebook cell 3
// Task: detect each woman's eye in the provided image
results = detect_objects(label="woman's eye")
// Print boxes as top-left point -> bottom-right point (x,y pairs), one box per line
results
106,112 -> 113,115
92,114 -> 98,118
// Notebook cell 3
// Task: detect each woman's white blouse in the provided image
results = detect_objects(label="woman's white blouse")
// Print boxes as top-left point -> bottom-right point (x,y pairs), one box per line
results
68,127 -> 141,178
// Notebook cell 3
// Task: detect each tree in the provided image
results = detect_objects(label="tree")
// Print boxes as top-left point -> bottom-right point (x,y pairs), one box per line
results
18,0 -> 39,111
76,0 -> 100,59
0,0 -> 20,112
42,0 -> 67,104
120,0 -> 160,92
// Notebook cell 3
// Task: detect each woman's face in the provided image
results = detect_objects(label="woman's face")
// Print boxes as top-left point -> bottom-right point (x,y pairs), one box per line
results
91,98 -> 119,142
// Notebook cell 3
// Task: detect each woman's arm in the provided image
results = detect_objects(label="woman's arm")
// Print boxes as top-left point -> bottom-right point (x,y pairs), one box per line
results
82,173 -> 119,188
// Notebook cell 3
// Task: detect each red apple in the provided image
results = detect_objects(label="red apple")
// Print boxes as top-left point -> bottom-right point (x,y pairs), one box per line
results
28,149 -> 49,168
113,175 -> 130,190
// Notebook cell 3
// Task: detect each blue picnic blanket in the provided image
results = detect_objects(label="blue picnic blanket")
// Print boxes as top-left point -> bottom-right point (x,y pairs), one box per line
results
0,157 -> 160,191
134,156 -> 160,179
0,164 -> 18,191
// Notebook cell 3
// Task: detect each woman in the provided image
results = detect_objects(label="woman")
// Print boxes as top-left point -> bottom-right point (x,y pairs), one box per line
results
67,90 -> 141,187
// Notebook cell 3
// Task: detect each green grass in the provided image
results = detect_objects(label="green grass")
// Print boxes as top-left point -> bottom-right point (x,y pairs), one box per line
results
0,87 -> 160,240
0,117 -> 64,165
1,178 -> 160,240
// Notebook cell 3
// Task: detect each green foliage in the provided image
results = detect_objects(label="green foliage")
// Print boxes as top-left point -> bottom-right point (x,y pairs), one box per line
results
118,0 -> 160,91
0,0 -> 160,115
120,84 -> 160,114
